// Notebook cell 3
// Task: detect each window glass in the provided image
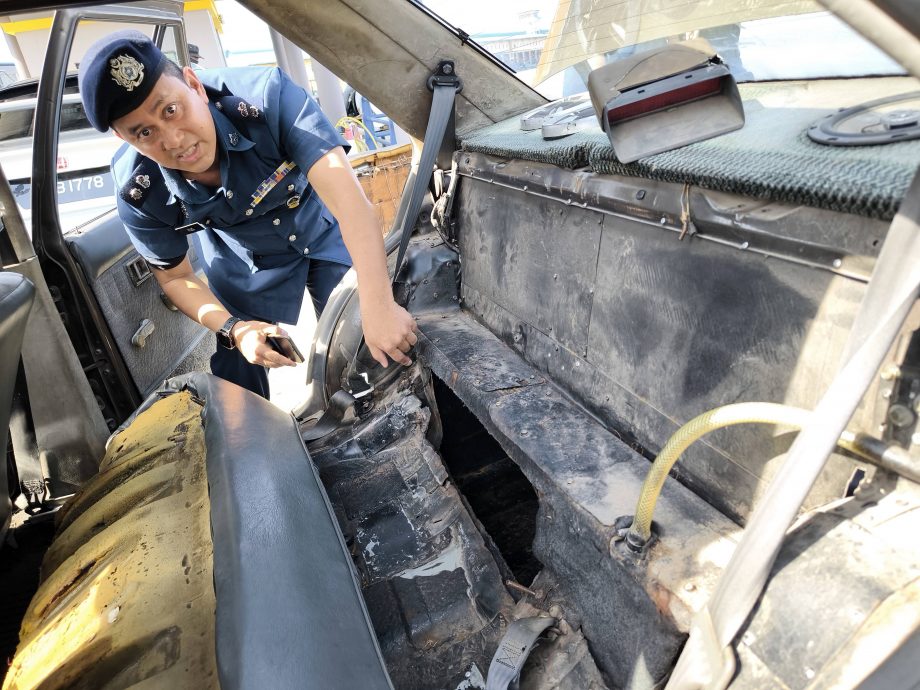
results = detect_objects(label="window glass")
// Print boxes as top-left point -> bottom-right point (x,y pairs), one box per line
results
416,0 -> 905,99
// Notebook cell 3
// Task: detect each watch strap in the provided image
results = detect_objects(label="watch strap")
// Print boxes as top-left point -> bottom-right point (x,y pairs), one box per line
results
217,316 -> 243,349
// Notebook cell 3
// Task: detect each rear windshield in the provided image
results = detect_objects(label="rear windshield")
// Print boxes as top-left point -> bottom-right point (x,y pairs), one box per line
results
0,101 -> 92,142
0,78 -> 92,143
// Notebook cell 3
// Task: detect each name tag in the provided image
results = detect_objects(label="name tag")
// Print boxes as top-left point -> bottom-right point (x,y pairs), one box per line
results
176,221 -> 207,235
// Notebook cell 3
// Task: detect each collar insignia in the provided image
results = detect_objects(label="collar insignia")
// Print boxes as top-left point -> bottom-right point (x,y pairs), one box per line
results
135,174 -> 151,189
109,54 -> 145,92
238,101 -> 249,117
229,132 -> 240,146
128,187 -> 143,201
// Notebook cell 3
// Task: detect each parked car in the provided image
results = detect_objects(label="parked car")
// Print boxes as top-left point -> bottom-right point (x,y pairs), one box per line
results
1,1 -> 918,689
0,75 -> 122,232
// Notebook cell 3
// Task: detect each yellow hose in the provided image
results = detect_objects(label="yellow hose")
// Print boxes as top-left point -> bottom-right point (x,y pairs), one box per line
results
627,402 -> 868,547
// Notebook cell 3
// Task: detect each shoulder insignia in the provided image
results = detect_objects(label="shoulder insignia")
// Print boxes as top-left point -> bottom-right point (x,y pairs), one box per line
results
119,160 -> 159,209
218,95 -> 264,123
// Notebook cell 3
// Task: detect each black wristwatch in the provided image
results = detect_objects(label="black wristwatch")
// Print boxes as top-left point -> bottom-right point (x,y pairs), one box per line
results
216,316 -> 242,350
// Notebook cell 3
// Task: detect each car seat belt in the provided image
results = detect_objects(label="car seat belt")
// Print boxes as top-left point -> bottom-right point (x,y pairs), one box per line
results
302,62 -> 461,442
391,60 -> 461,291
343,60 -> 462,394
665,169 -> 920,690
485,616 -> 556,690
9,360 -> 47,512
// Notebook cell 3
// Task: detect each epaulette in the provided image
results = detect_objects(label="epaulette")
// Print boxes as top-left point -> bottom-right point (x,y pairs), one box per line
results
215,94 -> 264,123
119,158 -> 158,209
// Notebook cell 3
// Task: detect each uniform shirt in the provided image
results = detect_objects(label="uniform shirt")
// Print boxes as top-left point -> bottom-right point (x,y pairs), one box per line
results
112,66 -> 352,324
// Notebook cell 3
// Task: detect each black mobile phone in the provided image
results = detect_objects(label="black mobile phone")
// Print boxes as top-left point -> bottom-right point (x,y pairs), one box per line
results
266,335 -> 305,364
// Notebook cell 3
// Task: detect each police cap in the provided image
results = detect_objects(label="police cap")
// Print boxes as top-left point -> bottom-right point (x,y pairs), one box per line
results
79,30 -> 168,132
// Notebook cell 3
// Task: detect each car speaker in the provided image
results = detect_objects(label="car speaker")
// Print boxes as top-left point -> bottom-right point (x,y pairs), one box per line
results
588,38 -> 744,163
807,92 -> 920,146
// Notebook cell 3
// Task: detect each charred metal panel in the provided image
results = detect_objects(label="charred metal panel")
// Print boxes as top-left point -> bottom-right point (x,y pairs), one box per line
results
415,311 -> 920,688
309,389 -> 515,690
416,312 -> 741,689
459,190 -> 601,356
456,153 -> 881,522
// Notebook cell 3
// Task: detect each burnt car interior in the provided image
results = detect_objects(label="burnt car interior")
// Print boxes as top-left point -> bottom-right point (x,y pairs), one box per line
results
1,0 -> 920,689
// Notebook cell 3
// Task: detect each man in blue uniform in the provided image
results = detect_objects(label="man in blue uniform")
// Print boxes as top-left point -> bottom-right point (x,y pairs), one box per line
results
78,30 -> 417,398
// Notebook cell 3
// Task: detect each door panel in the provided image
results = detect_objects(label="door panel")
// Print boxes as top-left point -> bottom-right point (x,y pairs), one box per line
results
66,212 -> 209,398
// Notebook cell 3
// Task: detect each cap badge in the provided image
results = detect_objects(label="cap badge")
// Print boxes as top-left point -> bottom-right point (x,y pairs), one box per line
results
109,54 -> 145,92
135,174 -> 150,189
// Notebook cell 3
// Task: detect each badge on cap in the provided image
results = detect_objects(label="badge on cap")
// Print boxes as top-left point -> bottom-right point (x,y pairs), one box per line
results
109,54 -> 145,92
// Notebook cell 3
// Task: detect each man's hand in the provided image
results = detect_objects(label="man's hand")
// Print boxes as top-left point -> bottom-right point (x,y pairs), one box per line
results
361,298 -> 418,367
231,321 -> 298,368
307,148 -> 418,367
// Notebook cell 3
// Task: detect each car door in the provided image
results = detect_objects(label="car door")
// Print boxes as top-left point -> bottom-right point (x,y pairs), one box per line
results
29,2 -> 211,427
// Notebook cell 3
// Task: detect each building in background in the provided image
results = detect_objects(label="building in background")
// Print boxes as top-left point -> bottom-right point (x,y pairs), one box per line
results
0,1 -> 226,80
472,9 -> 548,72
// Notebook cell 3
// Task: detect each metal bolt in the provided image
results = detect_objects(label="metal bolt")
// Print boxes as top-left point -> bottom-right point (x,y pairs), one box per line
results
832,258 -> 842,269
881,364 -> 901,381
741,241 -> 749,249
887,404 -> 915,428
636,190 -> 646,200
521,429 -> 529,437
659,217 -> 667,225
553,274 -> 558,280
442,63 -> 454,75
